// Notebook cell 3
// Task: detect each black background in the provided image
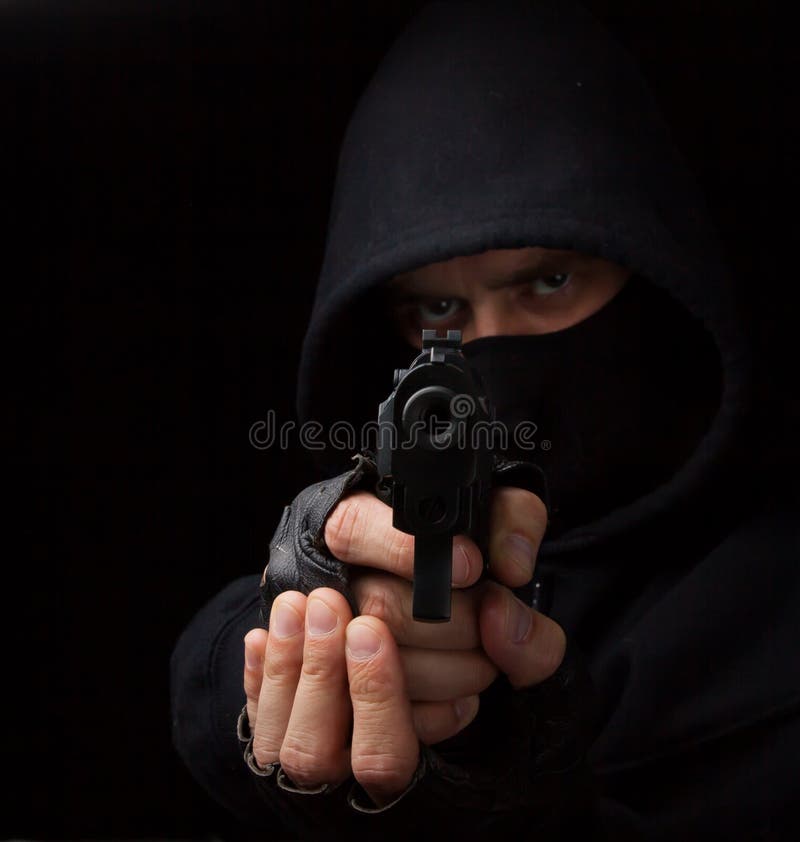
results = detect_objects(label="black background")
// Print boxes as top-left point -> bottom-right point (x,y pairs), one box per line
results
4,1 -> 796,839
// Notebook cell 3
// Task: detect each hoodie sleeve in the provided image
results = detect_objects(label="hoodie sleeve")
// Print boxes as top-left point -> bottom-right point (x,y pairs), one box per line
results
169,575 -> 293,836
171,566 -> 800,841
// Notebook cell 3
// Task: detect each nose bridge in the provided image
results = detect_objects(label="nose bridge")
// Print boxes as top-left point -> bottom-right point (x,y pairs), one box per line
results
471,289 -> 520,339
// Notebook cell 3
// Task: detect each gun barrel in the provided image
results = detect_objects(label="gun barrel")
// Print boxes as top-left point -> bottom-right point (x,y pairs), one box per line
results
412,533 -> 454,622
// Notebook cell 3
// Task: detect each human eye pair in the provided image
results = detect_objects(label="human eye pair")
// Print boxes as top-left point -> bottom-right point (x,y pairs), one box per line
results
415,273 -> 572,322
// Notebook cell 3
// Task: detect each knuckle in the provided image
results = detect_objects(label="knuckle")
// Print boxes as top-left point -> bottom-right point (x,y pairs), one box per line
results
352,752 -> 416,794
252,733 -> 280,766
279,744 -> 317,785
300,640 -> 345,682
264,648 -> 302,683
350,671 -> 394,704
324,495 -> 366,561
382,529 -> 414,575
300,653 -> 338,681
356,574 -> 411,639
357,673 -> 390,700
356,581 -> 390,621
279,739 -> 329,786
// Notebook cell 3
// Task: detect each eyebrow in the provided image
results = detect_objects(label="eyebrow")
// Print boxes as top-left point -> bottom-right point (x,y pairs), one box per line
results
484,262 -> 563,290
392,258 -> 565,298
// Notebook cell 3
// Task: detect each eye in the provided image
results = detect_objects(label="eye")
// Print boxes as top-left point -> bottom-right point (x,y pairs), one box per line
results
530,273 -> 571,296
418,298 -> 463,322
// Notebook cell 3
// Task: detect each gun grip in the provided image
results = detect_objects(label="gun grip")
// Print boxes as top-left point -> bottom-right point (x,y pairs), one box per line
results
412,533 -> 453,622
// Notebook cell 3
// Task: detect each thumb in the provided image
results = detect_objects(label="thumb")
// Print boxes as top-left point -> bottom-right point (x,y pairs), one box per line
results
479,581 -> 566,690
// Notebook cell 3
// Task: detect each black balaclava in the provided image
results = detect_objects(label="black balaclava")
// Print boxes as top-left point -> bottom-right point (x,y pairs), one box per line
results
462,275 -> 722,537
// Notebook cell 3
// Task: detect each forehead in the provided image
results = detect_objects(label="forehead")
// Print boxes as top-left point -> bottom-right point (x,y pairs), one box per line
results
390,246 -> 574,293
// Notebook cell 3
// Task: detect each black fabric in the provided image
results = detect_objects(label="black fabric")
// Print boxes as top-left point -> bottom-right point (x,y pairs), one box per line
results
462,274 -> 723,537
169,1 -> 800,839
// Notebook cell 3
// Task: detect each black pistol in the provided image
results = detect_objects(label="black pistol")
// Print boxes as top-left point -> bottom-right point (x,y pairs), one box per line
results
375,329 -> 495,623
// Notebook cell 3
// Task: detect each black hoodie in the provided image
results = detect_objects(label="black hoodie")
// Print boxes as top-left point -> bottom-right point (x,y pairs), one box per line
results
170,2 -> 800,839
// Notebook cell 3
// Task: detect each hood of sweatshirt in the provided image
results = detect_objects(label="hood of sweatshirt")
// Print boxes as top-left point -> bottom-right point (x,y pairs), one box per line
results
294,0 -> 754,553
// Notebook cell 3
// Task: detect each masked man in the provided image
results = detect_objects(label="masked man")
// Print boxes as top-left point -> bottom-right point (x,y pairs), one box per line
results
170,2 -> 799,838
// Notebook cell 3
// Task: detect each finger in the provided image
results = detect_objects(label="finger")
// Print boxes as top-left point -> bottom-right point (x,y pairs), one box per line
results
411,696 -> 480,745
279,588 -> 353,789
251,591 -> 307,767
479,581 -> 566,689
346,616 -> 420,808
243,627 -> 268,730
351,570 -> 485,649
400,647 -> 498,701
488,486 -> 548,587
324,490 -> 482,588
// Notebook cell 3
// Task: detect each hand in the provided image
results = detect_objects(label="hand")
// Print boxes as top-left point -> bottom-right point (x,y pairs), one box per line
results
243,485 -> 561,806
243,588 -> 476,808
329,486 -> 564,691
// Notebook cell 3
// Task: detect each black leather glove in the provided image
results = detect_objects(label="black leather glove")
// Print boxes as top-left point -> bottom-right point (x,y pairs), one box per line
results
258,452 -> 379,626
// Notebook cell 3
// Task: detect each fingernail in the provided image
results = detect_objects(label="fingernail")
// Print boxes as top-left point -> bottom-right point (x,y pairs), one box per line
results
454,695 -> 478,722
346,622 -> 382,660
503,534 -> 534,580
272,603 -> 304,639
508,595 -> 532,644
245,646 -> 262,671
452,543 -> 471,586
307,598 -> 338,636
